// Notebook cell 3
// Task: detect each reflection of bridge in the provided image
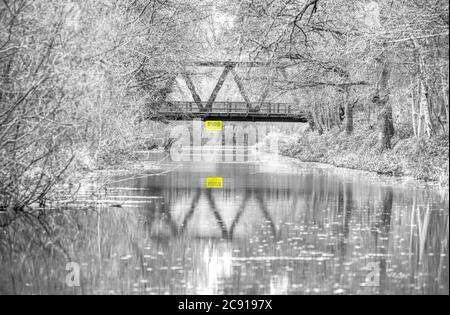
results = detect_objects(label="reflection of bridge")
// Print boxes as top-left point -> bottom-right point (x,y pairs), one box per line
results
153,61 -> 309,123
144,188 -> 286,241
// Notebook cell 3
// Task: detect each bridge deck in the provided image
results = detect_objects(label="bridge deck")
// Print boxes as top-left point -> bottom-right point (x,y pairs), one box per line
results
156,102 -> 308,122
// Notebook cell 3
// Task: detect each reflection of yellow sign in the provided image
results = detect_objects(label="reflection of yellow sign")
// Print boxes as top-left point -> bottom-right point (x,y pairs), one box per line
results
205,121 -> 223,131
206,177 -> 223,189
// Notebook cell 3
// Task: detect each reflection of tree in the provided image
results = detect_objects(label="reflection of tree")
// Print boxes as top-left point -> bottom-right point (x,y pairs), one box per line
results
411,193 -> 449,293
337,183 -> 353,257
377,187 -> 393,295
343,183 -> 353,239
437,216 -> 449,289
143,198 -> 178,242
0,210 -> 80,294
335,182 -> 354,284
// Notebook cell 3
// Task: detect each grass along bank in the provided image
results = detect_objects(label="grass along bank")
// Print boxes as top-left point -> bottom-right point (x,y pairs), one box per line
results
280,126 -> 449,187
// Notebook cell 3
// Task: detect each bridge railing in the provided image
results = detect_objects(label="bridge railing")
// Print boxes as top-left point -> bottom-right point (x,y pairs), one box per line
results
159,101 -> 298,115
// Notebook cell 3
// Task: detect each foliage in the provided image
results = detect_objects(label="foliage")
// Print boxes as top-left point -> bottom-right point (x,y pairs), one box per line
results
230,0 -> 448,146
0,0 -> 448,211
0,0 -> 211,211
280,119 -> 449,186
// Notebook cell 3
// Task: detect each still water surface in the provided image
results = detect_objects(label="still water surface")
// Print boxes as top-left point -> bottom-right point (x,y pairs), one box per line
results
0,148 -> 448,295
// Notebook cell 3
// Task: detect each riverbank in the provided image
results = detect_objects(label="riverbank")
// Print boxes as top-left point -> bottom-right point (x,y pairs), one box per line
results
280,127 -> 449,187
69,158 -> 165,191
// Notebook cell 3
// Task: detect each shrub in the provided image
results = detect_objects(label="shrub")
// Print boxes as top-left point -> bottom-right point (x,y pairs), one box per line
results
280,128 -> 449,186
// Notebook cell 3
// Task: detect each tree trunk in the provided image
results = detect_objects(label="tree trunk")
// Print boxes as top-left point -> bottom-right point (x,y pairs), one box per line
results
412,37 -> 435,137
344,88 -> 353,134
411,83 -> 418,137
378,105 -> 394,150
312,106 -> 324,135
420,80 -> 434,137
417,78 -> 424,137
374,51 -> 394,151
441,67 -> 449,134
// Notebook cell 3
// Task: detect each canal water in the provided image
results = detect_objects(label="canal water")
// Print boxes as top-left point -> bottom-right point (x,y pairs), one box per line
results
0,146 -> 448,295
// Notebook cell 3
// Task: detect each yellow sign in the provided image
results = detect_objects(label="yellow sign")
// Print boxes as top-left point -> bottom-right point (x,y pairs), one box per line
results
206,177 -> 223,189
205,121 -> 223,131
